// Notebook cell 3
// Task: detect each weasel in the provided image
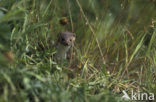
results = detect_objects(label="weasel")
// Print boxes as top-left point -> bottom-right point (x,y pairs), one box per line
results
55,32 -> 76,62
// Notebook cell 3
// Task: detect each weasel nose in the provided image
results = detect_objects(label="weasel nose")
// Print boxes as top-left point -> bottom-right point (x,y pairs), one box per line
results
62,41 -> 70,46
66,42 -> 71,46
66,42 -> 70,46
65,40 -> 72,46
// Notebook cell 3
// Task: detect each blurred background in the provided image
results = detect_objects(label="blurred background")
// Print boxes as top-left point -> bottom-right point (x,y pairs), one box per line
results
0,0 -> 156,102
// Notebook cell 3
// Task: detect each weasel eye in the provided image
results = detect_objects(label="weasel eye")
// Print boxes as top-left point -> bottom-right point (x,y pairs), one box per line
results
61,38 -> 65,41
69,39 -> 72,42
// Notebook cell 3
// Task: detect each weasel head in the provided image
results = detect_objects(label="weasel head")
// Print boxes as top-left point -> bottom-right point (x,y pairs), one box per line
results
58,32 -> 76,47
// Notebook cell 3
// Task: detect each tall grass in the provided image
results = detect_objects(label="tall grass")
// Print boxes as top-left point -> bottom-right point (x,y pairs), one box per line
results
0,0 -> 156,102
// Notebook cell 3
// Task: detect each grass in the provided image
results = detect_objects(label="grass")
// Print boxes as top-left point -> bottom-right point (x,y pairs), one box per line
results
0,0 -> 156,102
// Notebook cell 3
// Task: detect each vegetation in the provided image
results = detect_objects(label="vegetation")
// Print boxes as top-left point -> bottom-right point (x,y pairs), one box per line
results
0,0 -> 156,102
